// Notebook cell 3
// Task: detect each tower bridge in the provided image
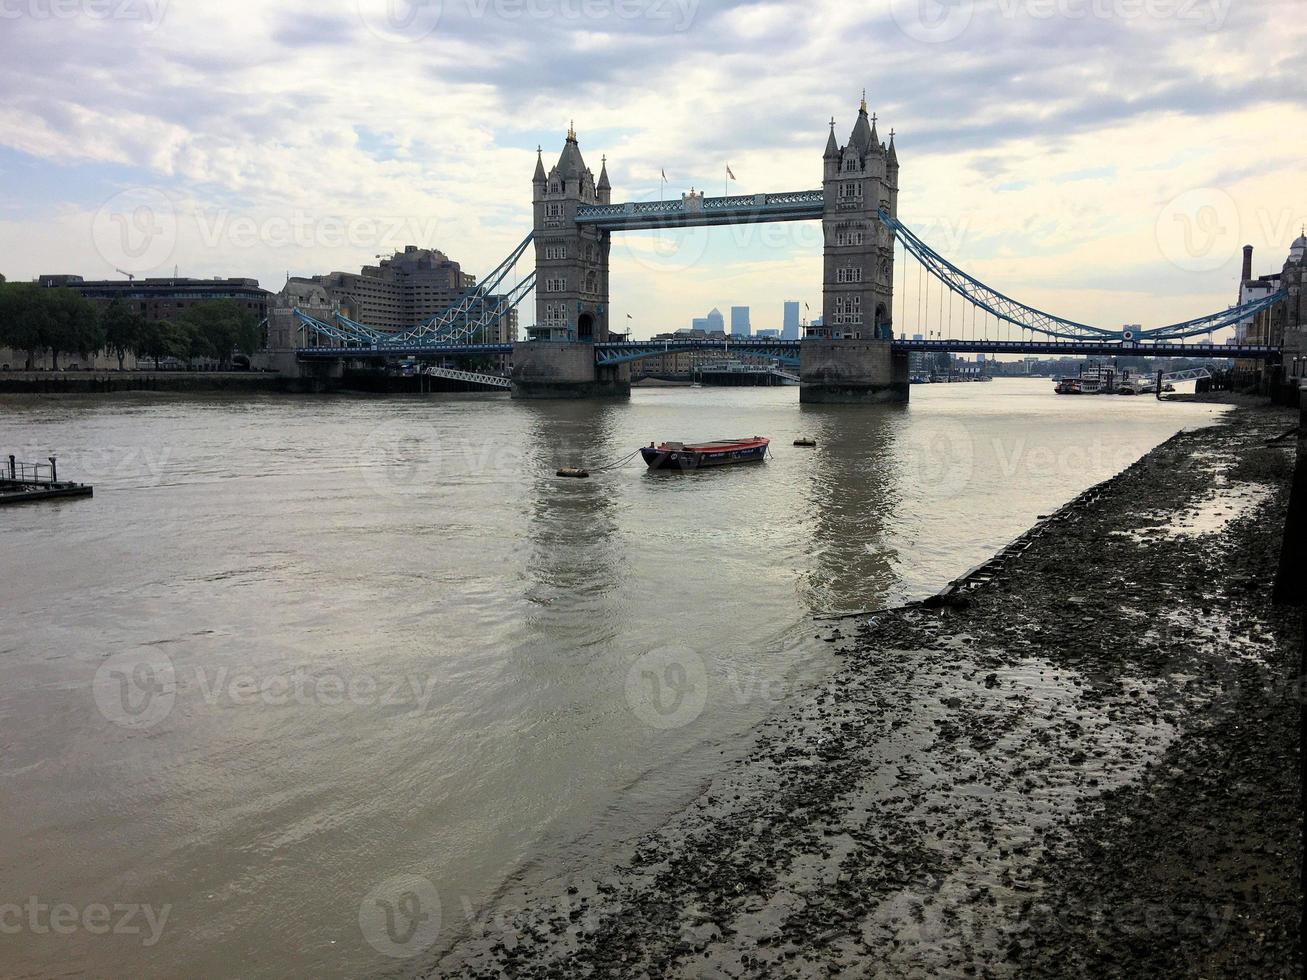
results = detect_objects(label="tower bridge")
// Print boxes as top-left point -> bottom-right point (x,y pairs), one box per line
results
292,94 -> 1302,401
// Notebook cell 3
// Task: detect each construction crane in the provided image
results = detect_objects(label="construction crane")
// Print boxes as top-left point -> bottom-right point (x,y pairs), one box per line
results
115,268 -> 135,282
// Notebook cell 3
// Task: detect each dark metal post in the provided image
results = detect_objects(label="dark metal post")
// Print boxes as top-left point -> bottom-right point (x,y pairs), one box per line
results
1273,401 -> 1307,605
1156,369 -> 1163,401
48,456 -> 56,484
7,455 -> 14,481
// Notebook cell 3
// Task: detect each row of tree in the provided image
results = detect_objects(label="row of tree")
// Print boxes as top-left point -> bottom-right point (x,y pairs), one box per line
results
0,283 -> 263,370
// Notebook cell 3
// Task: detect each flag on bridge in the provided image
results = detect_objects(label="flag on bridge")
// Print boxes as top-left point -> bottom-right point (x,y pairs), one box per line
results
727,166 -> 737,180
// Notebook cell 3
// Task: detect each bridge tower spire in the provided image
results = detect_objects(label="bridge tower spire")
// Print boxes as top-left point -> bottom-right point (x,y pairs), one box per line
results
515,125 -> 629,399
802,94 -> 908,403
532,124 -> 612,345
819,93 -> 897,342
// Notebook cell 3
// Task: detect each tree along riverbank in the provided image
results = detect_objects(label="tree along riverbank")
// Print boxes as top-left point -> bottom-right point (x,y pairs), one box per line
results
426,404 -> 1302,979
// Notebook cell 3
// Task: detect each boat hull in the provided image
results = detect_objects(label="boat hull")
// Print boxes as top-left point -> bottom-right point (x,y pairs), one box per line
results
641,440 -> 769,471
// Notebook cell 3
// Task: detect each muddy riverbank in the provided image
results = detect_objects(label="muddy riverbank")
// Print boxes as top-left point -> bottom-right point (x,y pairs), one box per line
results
426,404 -> 1302,979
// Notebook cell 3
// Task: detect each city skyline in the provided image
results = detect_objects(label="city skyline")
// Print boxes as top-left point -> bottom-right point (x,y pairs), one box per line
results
0,1 -> 1303,341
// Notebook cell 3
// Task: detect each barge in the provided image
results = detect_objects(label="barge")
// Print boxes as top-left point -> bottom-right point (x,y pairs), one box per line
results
641,437 -> 770,471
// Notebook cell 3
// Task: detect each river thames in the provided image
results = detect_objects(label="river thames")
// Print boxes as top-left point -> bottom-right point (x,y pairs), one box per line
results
0,379 -> 1226,978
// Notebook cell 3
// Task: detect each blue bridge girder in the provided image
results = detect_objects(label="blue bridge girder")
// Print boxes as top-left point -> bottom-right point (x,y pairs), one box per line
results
575,190 -> 825,231
896,339 -> 1282,361
594,339 -> 800,366
297,344 -> 513,360
880,208 -> 1289,344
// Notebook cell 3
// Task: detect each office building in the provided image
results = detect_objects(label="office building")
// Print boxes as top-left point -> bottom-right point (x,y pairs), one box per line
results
782,301 -> 800,340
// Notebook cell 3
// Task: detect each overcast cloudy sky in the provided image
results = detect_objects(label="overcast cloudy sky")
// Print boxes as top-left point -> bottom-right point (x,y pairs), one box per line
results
0,0 -> 1302,336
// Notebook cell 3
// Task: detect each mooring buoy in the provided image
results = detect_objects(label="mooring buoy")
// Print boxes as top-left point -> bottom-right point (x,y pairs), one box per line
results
557,468 -> 591,479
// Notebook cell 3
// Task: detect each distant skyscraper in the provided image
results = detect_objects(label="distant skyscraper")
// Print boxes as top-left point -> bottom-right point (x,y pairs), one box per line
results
692,317 -> 710,332
730,306 -> 751,337
782,301 -> 800,340
707,308 -> 725,334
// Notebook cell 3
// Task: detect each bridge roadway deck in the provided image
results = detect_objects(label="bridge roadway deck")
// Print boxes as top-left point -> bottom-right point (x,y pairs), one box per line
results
296,338 -> 1281,363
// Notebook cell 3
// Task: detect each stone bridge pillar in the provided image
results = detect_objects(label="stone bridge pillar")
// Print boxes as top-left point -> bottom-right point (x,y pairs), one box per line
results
515,125 -> 623,398
802,95 -> 908,403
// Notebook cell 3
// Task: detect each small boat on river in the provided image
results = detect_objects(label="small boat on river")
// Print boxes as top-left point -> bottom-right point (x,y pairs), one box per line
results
641,437 -> 770,471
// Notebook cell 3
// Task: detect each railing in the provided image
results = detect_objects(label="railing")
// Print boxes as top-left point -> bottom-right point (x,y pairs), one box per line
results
632,200 -> 683,215
4,456 -> 58,485
421,366 -> 512,389
576,190 -> 825,226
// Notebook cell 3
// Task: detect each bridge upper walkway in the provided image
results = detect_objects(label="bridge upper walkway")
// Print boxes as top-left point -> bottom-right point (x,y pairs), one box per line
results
574,190 -> 825,231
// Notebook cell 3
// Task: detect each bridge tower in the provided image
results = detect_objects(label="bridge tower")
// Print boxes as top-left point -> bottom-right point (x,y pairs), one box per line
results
801,94 -> 909,403
514,126 -> 628,398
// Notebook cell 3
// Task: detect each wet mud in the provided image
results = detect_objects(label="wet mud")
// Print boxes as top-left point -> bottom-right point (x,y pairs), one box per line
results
427,405 -> 1303,979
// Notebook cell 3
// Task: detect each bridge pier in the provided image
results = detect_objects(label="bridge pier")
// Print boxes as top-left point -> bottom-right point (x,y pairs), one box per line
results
799,340 -> 909,404
511,343 -> 630,399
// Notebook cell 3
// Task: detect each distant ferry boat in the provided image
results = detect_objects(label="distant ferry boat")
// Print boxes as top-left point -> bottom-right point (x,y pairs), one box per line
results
641,437 -> 770,471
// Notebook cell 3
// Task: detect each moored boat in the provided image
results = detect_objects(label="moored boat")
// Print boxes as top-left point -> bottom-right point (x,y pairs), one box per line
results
641,437 -> 770,471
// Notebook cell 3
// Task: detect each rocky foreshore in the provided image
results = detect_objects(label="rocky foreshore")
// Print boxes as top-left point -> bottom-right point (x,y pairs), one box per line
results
427,404 -> 1303,979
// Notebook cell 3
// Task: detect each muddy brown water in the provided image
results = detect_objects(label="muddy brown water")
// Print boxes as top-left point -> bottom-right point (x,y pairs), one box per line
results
0,380 -> 1226,977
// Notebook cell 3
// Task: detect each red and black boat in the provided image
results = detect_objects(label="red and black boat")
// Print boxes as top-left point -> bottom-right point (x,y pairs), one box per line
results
640,437 -> 770,471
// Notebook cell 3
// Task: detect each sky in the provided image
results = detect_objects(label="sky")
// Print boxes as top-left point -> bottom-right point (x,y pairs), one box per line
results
0,0 -> 1303,339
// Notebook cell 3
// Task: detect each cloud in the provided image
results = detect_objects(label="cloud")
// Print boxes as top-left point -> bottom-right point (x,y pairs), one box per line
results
0,0 -> 1302,336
